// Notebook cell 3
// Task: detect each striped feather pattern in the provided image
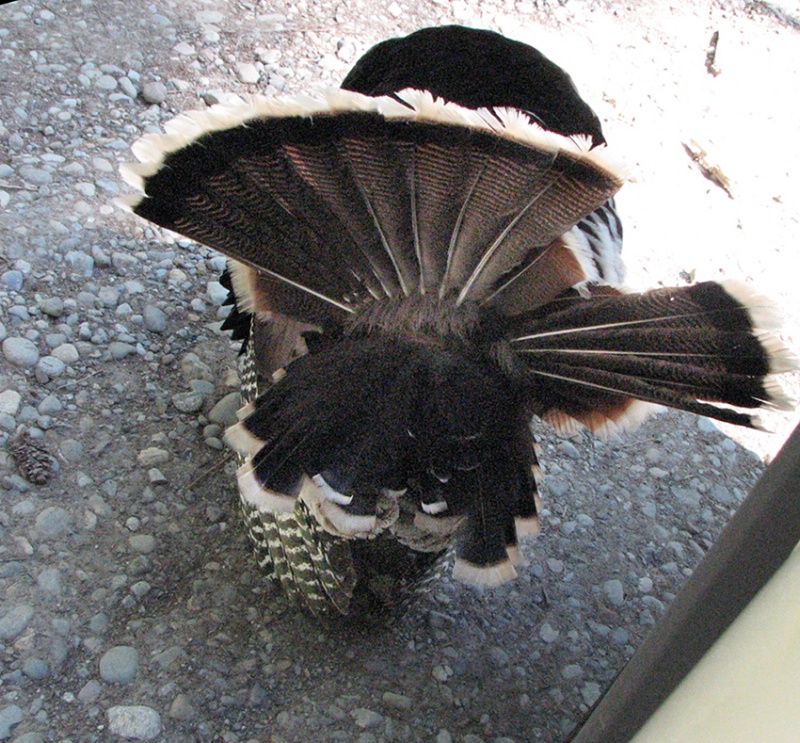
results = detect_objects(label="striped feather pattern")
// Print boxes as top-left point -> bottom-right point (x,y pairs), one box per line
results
510,282 -> 795,433
123,90 -> 623,315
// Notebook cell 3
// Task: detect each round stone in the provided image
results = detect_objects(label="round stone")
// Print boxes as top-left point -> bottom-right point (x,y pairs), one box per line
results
35,507 -> 71,538
51,343 -> 80,364
2,270 -> 24,291
129,534 -> 156,554
141,81 -> 167,104
142,305 -> 167,332
37,355 -> 66,377
3,337 -> 40,368
22,657 -> 50,680
40,297 -> 65,317
172,391 -> 204,413
99,645 -> 139,684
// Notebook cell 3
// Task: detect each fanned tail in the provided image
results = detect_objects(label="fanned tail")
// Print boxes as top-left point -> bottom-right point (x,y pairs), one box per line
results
120,88 -> 624,317
509,281 -> 797,436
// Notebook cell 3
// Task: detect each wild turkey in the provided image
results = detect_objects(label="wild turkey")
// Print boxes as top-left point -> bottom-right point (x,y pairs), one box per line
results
120,26 -> 795,617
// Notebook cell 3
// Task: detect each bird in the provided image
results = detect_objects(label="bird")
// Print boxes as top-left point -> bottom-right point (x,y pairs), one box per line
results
119,26 -> 796,617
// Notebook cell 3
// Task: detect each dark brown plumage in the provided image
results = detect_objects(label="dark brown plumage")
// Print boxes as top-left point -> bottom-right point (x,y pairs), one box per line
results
121,26 -> 796,615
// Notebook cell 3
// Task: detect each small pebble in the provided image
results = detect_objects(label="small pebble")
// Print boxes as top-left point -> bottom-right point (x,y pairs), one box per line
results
381,691 -> 412,711
3,337 -> 40,368
0,604 -> 35,641
107,705 -> 161,740
129,534 -> 156,554
143,305 -> 167,332
351,708 -> 383,729
35,507 -> 71,538
602,579 -> 625,607
0,390 -> 22,416
136,447 -> 170,467
0,704 -> 24,739
99,645 -> 139,684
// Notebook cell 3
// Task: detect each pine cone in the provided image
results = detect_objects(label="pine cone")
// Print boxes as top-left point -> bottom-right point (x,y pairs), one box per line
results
8,431 -> 53,485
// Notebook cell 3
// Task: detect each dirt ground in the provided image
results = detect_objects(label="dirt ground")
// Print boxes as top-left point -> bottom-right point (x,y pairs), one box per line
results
1,1 -> 799,742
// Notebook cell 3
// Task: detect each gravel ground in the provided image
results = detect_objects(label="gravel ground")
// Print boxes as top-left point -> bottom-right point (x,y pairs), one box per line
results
1,1 -> 799,742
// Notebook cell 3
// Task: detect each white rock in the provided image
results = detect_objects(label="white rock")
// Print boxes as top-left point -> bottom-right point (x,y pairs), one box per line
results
236,62 -> 260,84
0,389 -> 22,416
107,705 -> 161,740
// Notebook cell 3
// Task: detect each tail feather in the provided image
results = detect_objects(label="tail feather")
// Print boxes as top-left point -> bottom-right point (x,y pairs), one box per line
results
510,281 -> 796,432
122,88 -> 624,320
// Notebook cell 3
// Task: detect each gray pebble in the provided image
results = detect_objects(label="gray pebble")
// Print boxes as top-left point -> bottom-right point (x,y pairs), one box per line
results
489,646 -> 510,666
98,286 -> 120,307
562,664 -> 583,679
602,579 -> 625,607
168,693 -> 196,720
37,355 -> 66,377
111,252 -> 139,274
130,580 -> 151,598
119,76 -> 138,98
172,391 -> 204,413
51,342 -> 79,364
610,627 -> 630,645
559,440 -> 581,459
351,708 -> 383,729
148,468 -> 167,484
672,486 -> 701,508
581,681 -> 602,706
109,342 -> 137,360
538,622 -> 559,643
18,165 -> 53,185
136,447 -> 170,467
95,74 -> 118,90
710,483 -> 734,505
173,41 -> 195,56
64,250 -> 95,276
208,392 -> 240,427
0,704 -> 23,739
3,337 -> 40,368
107,705 -> 161,740
38,394 -> 63,416
142,82 -> 166,106
40,297 -> 65,317
37,567 -> 63,596
78,679 -> 102,704
697,417 -> 718,433
0,390 -> 21,416
143,305 -> 167,332
0,604 -> 35,641
99,645 -> 139,684
190,379 -> 215,398
35,506 -> 71,538
22,657 -> 50,680
2,270 -> 24,291
59,439 -> 84,463
10,732 -> 44,743
129,534 -> 156,554
206,280 -> 229,305
381,691 -> 412,711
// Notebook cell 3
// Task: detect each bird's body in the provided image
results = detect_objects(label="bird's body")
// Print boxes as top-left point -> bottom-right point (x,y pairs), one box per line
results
121,26 -> 795,616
